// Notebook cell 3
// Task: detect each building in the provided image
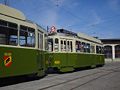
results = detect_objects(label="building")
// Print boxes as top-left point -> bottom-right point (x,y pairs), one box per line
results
101,39 -> 120,60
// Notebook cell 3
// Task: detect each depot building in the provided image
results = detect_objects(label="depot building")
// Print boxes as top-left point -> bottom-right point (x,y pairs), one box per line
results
101,39 -> 120,60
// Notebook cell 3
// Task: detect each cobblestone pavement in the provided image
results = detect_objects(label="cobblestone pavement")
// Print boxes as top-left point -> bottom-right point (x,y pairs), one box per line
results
0,61 -> 120,90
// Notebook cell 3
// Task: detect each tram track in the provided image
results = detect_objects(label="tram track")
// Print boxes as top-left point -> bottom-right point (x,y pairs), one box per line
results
38,66 -> 120,90
70,66 -> 120,90
1,64 -> 120,90
70,71 -> 114,90
45,65 -> 120,79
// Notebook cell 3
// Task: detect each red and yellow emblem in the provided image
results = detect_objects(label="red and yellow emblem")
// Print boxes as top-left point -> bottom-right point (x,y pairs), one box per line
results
3,52 -> 12,67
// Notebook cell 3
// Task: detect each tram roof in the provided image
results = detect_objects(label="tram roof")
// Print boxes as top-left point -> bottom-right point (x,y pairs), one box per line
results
36,24 -> 47,34
57,29 -> 77,36
0,4 -> 26,20
77,32 -> 101,43
56,29 -> 101,44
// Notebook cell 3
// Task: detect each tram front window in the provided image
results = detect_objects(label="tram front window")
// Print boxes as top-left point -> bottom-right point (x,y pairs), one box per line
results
0,20 -> 18,45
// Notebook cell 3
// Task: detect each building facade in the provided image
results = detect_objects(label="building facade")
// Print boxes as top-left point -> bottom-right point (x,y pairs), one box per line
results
101,39 -> 120,60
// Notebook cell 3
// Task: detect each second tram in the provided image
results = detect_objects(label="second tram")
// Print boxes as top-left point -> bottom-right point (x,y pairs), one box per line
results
47,29 -> 104,72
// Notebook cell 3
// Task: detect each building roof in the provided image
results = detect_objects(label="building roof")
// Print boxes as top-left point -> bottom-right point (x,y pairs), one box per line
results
101,39 -> 120,44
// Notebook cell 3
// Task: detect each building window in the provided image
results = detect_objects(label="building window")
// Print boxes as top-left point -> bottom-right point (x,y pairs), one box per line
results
115,45 -> 120,58
104,46 -> 112,58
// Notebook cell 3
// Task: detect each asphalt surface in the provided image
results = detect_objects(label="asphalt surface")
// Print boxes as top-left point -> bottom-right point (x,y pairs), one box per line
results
0,61 -> 120,90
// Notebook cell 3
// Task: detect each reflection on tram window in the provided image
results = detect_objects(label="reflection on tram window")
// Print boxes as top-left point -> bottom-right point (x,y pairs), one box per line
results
20,25 -> 35,47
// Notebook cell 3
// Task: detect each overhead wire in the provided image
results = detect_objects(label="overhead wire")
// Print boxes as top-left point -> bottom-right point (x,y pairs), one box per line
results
37,0 -> 120,30
43,0 -> 83,26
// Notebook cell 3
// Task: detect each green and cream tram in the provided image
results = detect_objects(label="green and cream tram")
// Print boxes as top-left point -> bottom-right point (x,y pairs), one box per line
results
0,4 -> 47,78
47,29 -> 104,72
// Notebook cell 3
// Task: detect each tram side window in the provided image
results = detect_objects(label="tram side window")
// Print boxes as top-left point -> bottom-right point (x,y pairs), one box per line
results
40,34 -> 43,49
38,32 -> 43,50
54,38 -> 59,52
96,46 -> 102,54
90,45 -> 95,53
66,41 -> 72,52
99,46 -> 102,54
0,20 -> 18,45
64,41 -> 66,51
67,41 -> 69,52
86,43 -> 90,53
0,19 -> 7,26
70,41 -> 73,52
20,25 -> 35,47
82,42 -> 86,52
101,47 -> 104,54
61,40 -> 63,51
81,42 -> 90,53
80,42 -> 84,52
76,41 -> 78,52
27,28 -> 35,47
45,34 -> 48,50
76,41 -> 81,52
48,38 -> 53,51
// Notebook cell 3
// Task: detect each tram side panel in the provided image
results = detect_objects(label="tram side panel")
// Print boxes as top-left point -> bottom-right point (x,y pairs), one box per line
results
75,53 -> 92,68
0,47 -> 46,78
47,53 -> 76,72
37,50 -> 47,76
67,53 -> 76,71
47,53 -> 105,72
47,53 -> 66,71
75,53 -> 104,68
95,54 -> 105,66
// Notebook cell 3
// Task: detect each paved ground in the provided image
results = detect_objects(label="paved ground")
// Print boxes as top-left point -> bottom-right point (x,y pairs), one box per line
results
0,61 -> 120,90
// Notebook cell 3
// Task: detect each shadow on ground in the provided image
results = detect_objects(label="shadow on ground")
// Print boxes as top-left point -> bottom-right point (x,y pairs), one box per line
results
0,75 -> 43,87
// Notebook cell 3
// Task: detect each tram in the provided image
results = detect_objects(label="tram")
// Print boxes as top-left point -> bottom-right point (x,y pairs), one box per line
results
47,28 -> 105,72
0,4 -> 47,78
0,4 -> 105,79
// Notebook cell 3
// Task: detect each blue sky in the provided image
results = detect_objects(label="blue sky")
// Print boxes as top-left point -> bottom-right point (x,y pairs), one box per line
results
0,0 -> 120,39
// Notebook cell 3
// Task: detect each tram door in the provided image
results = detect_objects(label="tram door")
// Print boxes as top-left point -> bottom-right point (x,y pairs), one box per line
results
38,31 -> 45,70
66,40 -> 74,66
60,39 -> 67,66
